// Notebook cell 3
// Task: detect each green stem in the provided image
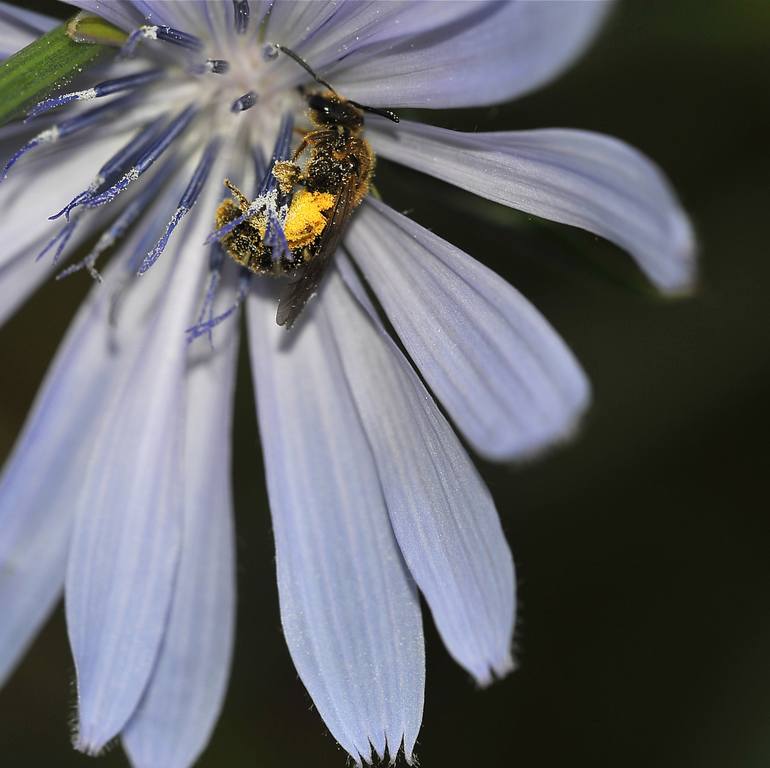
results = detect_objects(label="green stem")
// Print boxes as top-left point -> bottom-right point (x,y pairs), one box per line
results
0,16 -> 122,127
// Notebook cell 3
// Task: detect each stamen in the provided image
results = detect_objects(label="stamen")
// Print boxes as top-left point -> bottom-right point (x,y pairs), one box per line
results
123,24 -> 203,57
48,116 -> 167,220
253,121 -> 294,263
138,138 -> 220,274
189,59 -> 230,76
262,43 -> 279,61
25,69 -> 164,121
190,148 -> 267,345
2,127 -> 59,181
261,113 -> 294,195
190,243 -> 225,346
155,26 -> 204,50
232,1 -> 250,34
206,198 -> 260,243
208,59 -> 230,74
57,156 -> 177,282
253,146 -> 267,182
137,207 -> 185,270
186,269 -> 251,343
84,106 -> 197,210
179,141 -> 220,210
231,91 -> 257,113
91,118 -> 166,187
1,94 -> 135,181
36,212 -> 82,263
205,115 -> 293,244
122,25 -> 156,57
50,190 -> 92,221
108,202 -> 180,328
264,208 -> 289,264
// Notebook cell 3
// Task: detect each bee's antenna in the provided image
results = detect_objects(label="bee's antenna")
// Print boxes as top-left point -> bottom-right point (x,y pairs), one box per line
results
348,102 -> 400,124
270,43 -> 337,94
270,43 -> 400,124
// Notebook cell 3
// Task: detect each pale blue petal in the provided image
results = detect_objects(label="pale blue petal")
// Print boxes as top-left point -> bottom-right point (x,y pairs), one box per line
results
123,275 -> 239,768
0,248 -> 55,329
180,0 -> 231,43
0,278 -> 127,687
0,2 -> 57,32
347,200 -> 590,462
370,121 -> 696,293
0,131 -> 133,327
66,175 -> 222,754
266,1 -> 480,83
265,0 -> 344,48
307,0 -> 476,58
325,260 -> 515,684
0,202 -> 121,329
131,1 -> 227,37
0,2 -> 57,57
130,1 -> 185,28
247,285 -> 425,765
329,0 -> 613,108
0,160 -> 191,687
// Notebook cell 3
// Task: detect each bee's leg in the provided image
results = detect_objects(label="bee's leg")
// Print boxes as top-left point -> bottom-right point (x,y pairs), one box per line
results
223,178 -> 252,213
291,136 -> 310,162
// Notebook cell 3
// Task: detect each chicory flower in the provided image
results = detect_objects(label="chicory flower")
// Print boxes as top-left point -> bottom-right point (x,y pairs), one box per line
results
0,2 -> 694,766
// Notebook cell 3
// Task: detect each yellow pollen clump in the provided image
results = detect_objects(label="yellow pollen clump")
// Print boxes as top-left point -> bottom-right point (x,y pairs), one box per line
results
283,189 -> 335,248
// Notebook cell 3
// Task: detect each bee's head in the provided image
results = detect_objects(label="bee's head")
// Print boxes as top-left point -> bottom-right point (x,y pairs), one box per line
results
307,92 -> 364,129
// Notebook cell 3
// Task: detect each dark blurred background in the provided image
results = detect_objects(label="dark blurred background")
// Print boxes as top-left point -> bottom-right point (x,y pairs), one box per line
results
1,1 -> 769,766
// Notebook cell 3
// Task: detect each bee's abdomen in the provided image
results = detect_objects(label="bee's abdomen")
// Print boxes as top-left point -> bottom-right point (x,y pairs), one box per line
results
304,137 -> 374,209
216,199 -> 301,276
304,153 -> 348,193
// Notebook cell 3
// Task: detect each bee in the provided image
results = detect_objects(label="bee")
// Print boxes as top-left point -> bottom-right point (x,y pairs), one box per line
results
215,45 -> 399,328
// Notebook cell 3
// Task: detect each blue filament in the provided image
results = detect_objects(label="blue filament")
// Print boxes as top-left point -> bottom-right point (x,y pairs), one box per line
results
123,24 -> 203,57
49,117 -> 168,220
205,114 -> 294,245
186,269 -> 251,343
154,25 -> 204,50
94,118 -> 167,183
84,106 -> 197,210
1,135 -> 46,181
25,69 -> 164,121
265,208 -> 289,264
107,203 -> 182,328
1,94 -> 135,182
56,156 -> 178,281
137,206 -> 185,274
54,92 -> 137,138
191,243 -> 226,345
180,139 -> 220,209
138,137 -> 220,274
253,146 -> 268,183
190,59 -> 231,75
231,91 -> 257,112
205,206 -> 254,244
36,213 -> 81,264
261,112 -> 294,196
232,1 -> 250,34
262,43 -> 279,61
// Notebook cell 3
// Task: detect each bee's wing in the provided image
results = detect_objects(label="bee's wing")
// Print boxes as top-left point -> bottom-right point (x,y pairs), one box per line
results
276,181 -> 356,328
